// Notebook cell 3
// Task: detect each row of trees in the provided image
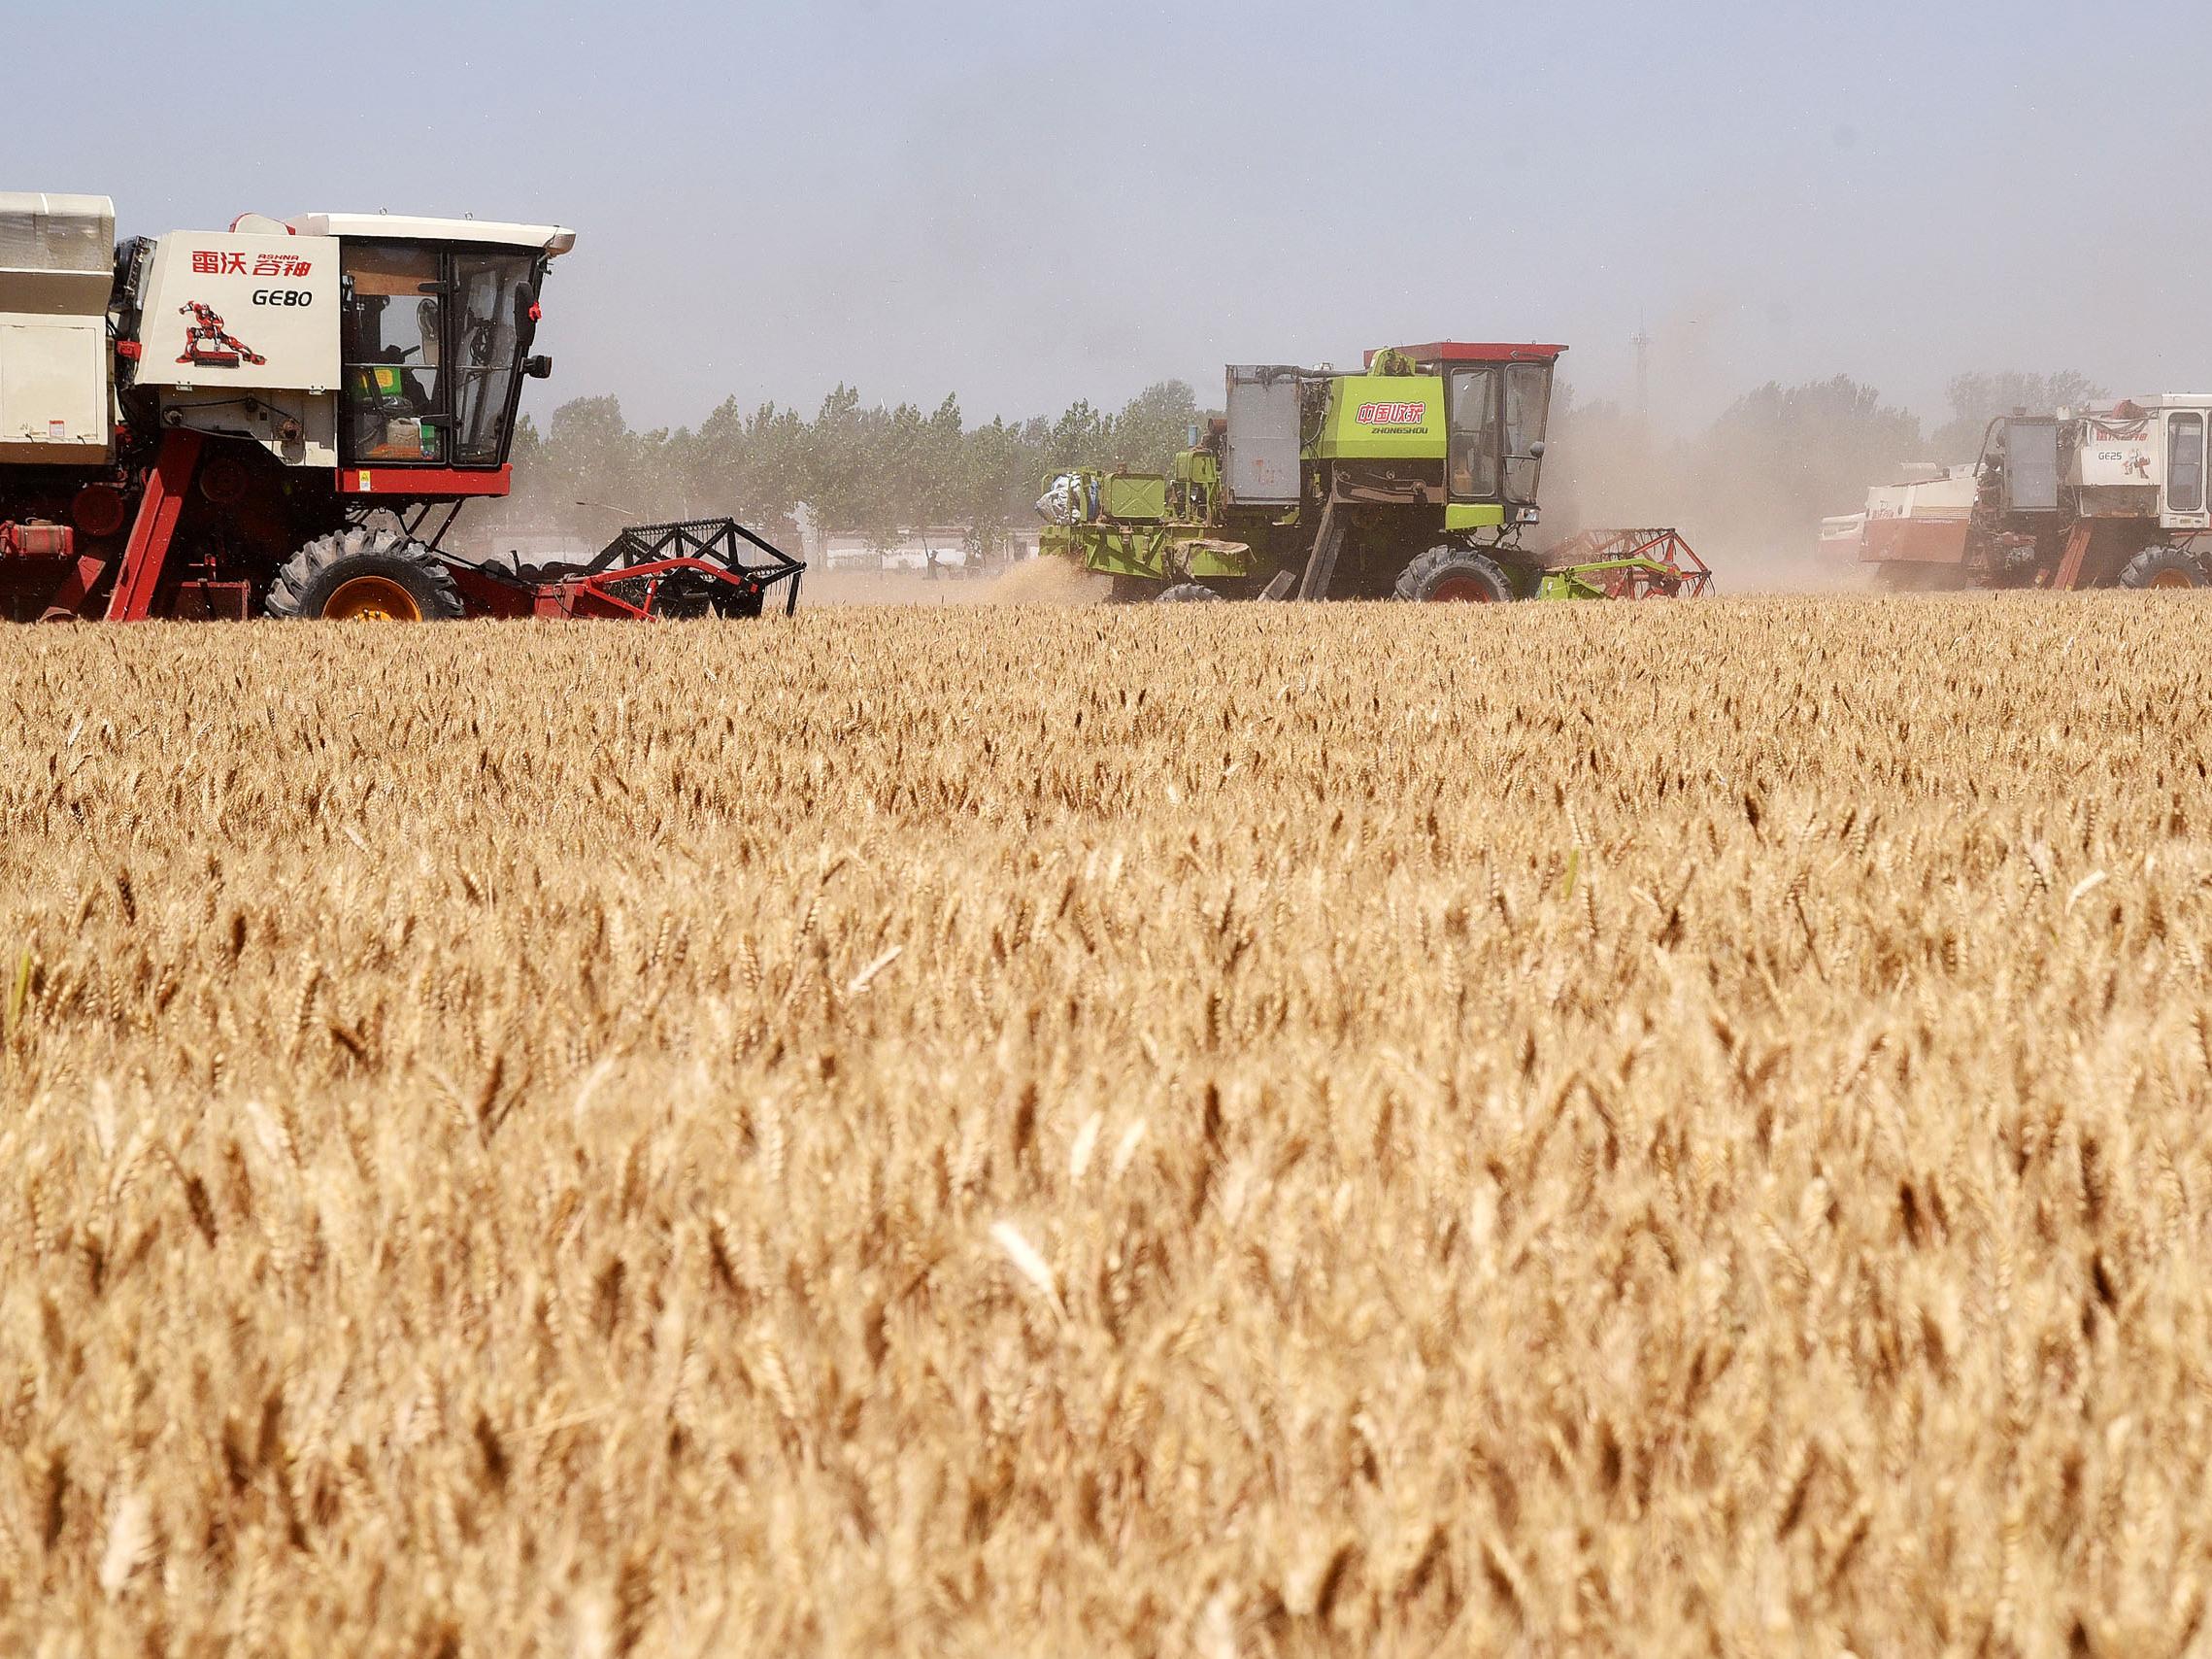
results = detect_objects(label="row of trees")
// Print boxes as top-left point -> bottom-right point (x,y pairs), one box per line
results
490,380 -> 1201,554
489,368 -> 2101,575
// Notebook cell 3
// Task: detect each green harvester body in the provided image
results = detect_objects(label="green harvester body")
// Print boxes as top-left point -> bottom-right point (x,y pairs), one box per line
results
1038,344 -> 1582,600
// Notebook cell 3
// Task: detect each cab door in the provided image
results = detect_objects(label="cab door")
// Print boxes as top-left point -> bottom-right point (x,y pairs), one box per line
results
448,251 -> 541,466
1499,360 -> 1555,507
1445,366 -> 1499,500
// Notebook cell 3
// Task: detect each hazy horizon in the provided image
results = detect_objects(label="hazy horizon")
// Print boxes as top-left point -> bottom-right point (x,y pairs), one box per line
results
16,0 -> 2212,439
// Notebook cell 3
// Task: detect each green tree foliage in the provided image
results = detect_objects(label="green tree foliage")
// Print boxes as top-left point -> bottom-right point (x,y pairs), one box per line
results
1930,371 -> 2105,460
1042,400 -> 1109,471
693,397 -> 810,539
1700,377 -> 1925,523
1104,380 -> 1200,473
803,385 -> 883,547
956,418 -> 1036,558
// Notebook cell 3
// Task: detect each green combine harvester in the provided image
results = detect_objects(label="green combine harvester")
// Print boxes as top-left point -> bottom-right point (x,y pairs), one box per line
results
1038,342 -> 1708,602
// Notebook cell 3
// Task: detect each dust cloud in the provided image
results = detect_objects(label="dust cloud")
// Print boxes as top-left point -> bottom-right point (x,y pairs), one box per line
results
799,560 -> 1109,608
1543,405 -> 1881,594
980,559 -> 1111,606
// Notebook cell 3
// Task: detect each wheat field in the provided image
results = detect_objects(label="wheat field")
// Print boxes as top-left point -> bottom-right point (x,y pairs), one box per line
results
3,595 -> 2210,1656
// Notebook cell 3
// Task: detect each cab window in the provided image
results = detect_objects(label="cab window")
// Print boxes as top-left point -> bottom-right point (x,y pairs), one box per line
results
2170,413 -> 2205,515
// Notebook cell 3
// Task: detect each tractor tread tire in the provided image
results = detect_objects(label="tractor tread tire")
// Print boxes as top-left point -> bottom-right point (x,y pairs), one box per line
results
1157,582 -> 1226,603
1394,544 -> 1515,603
266,526 -> 464,620
2117,546 -> 2209,592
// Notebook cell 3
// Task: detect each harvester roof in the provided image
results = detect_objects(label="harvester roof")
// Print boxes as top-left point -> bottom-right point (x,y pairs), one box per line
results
1376,342 -> 1568,366
284,212 -> 576,255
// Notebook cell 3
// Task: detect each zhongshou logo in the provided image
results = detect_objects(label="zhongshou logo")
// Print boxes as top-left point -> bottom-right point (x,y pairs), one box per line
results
1355,401 -> 1428,427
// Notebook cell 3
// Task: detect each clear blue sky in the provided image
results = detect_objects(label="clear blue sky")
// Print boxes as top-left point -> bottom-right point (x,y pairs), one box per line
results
14,0 -> 2212,434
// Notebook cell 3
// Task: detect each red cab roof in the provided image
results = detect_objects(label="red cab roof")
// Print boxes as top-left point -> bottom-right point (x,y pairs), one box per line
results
1372,341 -> 1569,366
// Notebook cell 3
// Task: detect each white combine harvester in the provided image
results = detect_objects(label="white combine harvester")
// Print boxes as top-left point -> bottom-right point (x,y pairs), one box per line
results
0,189 -> 802,621
1831,398 -> 2212,591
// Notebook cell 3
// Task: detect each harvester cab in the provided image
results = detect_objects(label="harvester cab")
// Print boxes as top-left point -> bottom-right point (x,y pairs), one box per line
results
1326,343 -> 1557,535
1039,341 -> 1707,604
119,210 -> 568,488
1215,345 -> 1558,530
0,192 -> 803,622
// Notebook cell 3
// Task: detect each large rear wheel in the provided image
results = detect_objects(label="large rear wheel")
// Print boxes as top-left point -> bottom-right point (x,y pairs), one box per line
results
2118,546 -> 2208,592
266,527 -> 463,621
1393,545 -> 1514,603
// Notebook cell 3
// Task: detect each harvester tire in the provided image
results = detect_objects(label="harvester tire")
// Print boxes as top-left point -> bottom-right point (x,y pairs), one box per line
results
1394,545 -> 1514,603
1157,583 -> 1225,603
2118,546 -> 2209,592
266,527 -> 464,622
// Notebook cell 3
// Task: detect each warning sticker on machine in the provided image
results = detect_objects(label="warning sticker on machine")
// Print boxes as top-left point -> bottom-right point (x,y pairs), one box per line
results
1355,401 -> 1428,426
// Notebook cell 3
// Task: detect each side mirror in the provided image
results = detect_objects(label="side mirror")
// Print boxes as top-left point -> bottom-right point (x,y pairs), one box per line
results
523,355 -> 553,380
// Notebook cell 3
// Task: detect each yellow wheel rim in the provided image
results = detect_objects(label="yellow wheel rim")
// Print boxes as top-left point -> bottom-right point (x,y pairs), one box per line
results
2150,567 -> 2197,591
323,575 -> 422,621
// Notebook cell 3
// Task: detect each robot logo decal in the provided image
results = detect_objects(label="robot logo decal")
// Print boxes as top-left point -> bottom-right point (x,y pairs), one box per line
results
177,302 -> 267,370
